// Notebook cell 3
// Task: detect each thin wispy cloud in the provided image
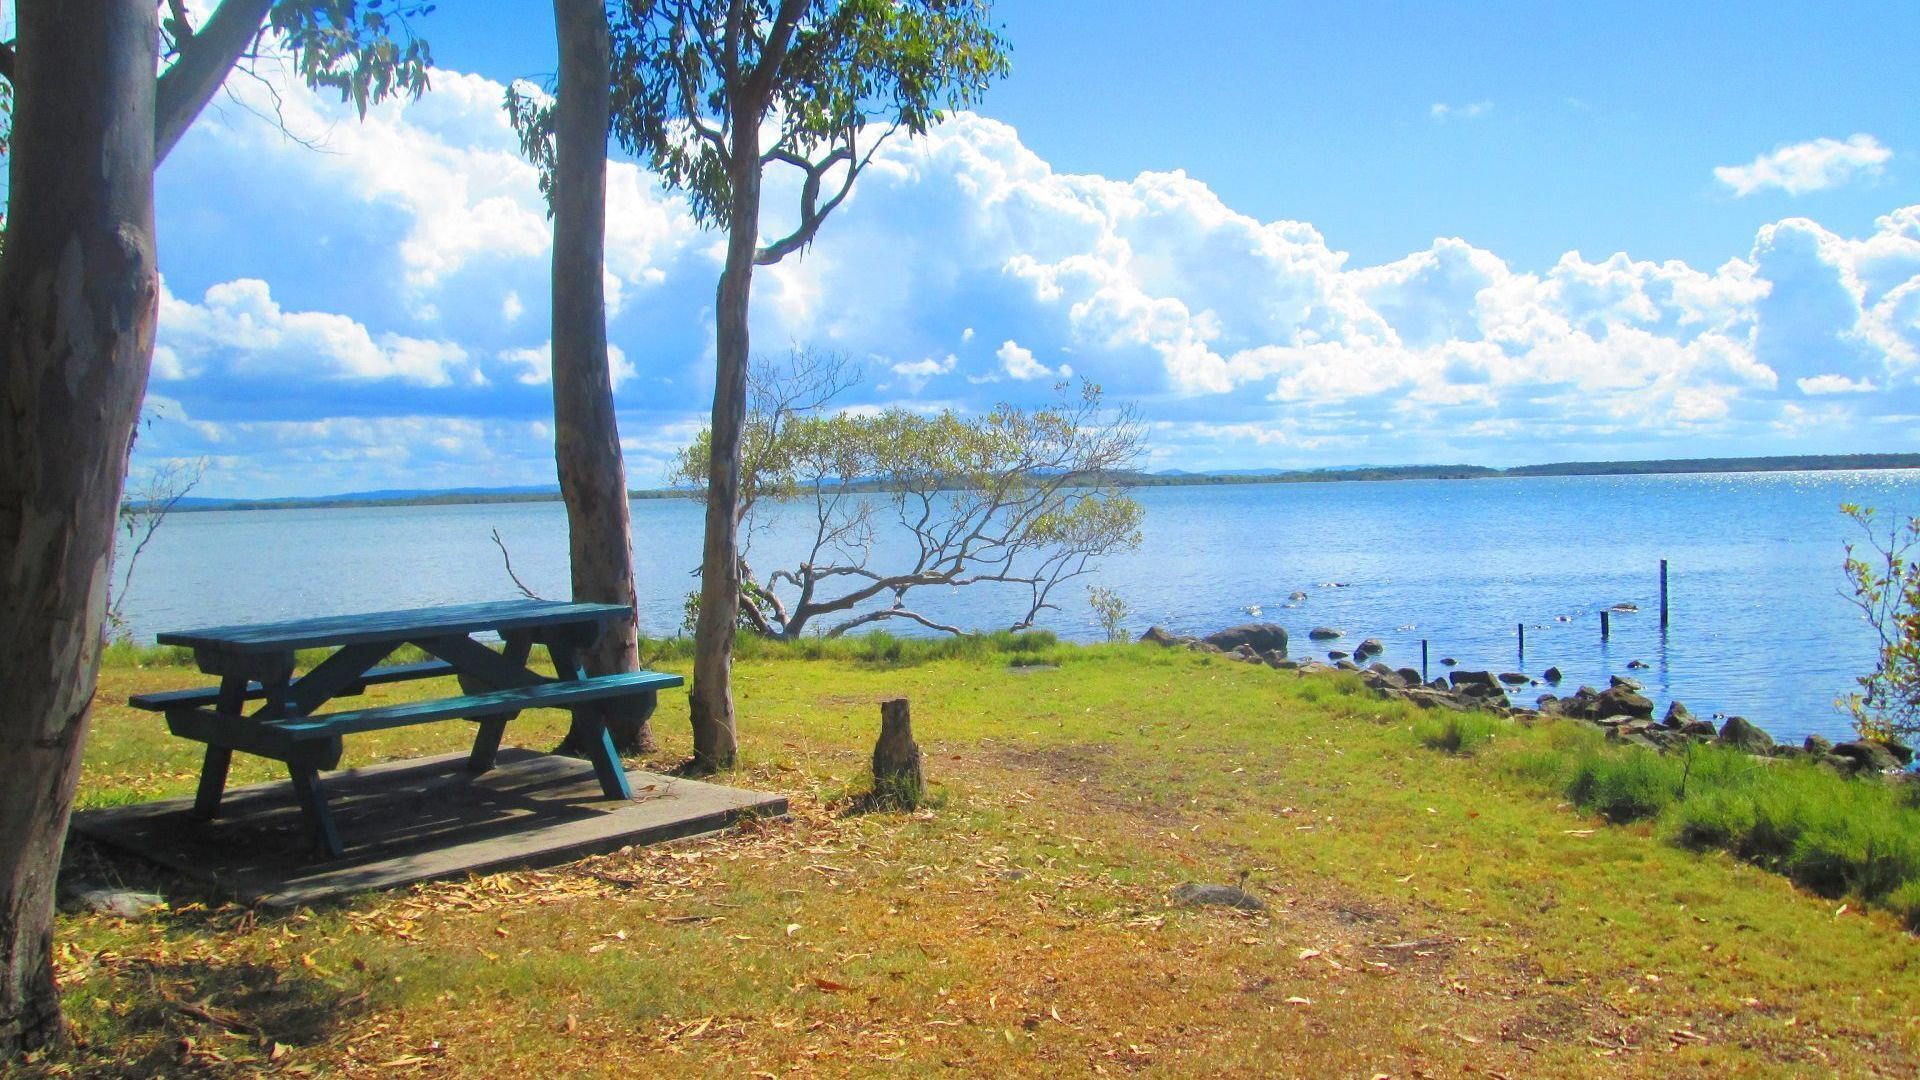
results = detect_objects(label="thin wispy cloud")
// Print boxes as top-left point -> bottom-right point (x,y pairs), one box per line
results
1714,134 -> 1892,197
1429,101 -> 1492,122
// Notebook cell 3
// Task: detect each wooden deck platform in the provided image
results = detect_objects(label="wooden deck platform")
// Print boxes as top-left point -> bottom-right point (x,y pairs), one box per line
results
70,748 -> 787,907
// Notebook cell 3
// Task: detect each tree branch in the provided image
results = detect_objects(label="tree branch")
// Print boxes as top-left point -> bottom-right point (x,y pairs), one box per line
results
754,126 -> 892,265
154,0 -> 275,166
490,529 -> 546,600
824,606 -> 967,639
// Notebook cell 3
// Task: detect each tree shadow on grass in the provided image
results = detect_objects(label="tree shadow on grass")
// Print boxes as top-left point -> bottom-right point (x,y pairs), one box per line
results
40,839 -> 371,1077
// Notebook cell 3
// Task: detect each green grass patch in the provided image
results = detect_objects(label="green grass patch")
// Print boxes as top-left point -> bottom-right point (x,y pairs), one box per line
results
1412,710 -> 1920,923
1413,711 -> 1502,755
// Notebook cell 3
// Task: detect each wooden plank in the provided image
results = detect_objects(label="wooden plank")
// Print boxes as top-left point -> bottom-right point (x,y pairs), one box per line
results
155,600 -> 630,653
281,640 -> 396,717
130,660 -> 459,712
415,634 -> 549,690
265,670 -> 684,741
166,708 -> 341,770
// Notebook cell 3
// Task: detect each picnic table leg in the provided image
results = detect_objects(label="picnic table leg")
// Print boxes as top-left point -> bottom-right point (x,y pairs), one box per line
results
193,746 -> 233,819
464,630 -> 533,774
577,705 -> 632,801
191,675 -> 251,819
537,630 -> 632,800
287,763 -> 345,859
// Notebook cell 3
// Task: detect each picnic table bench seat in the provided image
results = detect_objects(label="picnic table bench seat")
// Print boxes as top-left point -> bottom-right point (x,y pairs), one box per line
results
127,659 -> 458,712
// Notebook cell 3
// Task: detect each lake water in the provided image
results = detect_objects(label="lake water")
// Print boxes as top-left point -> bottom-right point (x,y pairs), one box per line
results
116,469 -> 1920,747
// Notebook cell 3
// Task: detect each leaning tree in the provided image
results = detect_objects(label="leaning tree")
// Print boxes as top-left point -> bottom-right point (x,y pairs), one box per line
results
598,0 -> 1008,771
0,2 -> 430,1056
671,354 -> 1147,639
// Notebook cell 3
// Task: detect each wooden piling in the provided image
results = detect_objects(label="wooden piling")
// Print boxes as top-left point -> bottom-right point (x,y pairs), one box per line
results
1600,609 -> 1611,641
1660,559 -> 1670,629
1421,639 -> 1429,681
1517,622 -> 1525,663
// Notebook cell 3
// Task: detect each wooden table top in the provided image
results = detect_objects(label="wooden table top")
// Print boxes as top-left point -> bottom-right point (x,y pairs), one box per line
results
155,600 -> 632,654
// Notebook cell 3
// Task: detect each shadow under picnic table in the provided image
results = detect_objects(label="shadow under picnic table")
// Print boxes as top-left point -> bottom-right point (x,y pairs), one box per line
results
70,748 -> 788,907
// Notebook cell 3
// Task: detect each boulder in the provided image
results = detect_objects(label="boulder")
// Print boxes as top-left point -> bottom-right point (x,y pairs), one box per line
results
1335,659 -> 1362,671
1448,670 -> 1501,692
1170,882 -> 1267,912
1802,734 -> 1834,756
1542,666 -> 1563,684
1832,740 -> 1901,774
1440,657 -> 1458,667
1680,720 -> 1717,738
1626,659 -> 1650,670
1363,666 -> 1409,692
1609,675 -> 1642,691
1327,650 -> 1349,661
1498,672 -> 1530,685
1289,591 -> 1309,601
1662,701 -> 1694,728
1204,622 -> 1290,657
1308,626 -> 1344,641
1139,625 -> 1180,647
1405,689 -> 1467,712
1592,687 -> 1655,720
1354,638 -> 1385,659
69,888 -> 166,919
1231,644 -> 1260,661
1715,716 -> 1774,754
1396,667 -> 1422,686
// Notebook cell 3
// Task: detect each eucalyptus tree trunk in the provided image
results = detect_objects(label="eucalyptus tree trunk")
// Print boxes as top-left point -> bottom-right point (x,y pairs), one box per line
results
687,115 -> 764,772
549,0 -> 651,753
0,0 -> 159,1056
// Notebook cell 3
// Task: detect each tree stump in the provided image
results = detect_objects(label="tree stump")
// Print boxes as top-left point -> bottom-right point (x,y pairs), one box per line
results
871,698 -> 924,808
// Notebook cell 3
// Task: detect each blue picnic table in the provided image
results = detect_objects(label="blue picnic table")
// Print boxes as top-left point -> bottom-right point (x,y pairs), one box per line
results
129,599 -> 682,858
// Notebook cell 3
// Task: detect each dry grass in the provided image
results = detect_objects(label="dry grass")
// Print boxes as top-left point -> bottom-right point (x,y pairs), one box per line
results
25,644 -> 1920,1077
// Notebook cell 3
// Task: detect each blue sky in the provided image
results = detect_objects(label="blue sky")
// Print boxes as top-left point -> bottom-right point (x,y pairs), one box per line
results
136,1 -> 1920,497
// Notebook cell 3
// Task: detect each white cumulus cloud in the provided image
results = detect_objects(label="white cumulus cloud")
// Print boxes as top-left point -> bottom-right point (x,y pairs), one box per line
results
996,340 -> 1071,381
159,277 -> 476,386
1714,134 -> 1893,197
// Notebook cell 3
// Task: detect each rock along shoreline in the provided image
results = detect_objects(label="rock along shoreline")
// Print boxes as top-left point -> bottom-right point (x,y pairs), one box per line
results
1140,621 -> 1917,782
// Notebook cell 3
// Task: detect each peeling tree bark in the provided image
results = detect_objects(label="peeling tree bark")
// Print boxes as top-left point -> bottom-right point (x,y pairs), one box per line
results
0,0 -> 159,1056
549,0 -> 651,753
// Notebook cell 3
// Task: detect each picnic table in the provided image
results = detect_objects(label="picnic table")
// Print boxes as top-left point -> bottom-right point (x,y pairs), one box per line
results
128,599 -> 683,858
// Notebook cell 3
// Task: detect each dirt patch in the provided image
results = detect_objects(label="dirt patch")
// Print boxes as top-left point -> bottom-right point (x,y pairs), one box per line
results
981,742 -> 1191,829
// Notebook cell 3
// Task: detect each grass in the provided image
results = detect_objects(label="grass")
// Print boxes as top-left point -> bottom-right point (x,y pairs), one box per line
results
1409,708 -> 1920,930
28,639 -> 1920,1076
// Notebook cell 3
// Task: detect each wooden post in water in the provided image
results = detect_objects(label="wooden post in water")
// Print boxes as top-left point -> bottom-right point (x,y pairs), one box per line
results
1421,639 -> 1429,682
1660,559 -> 1670,629
1600,609 -> 1611,641
1517,622 -> 1525,665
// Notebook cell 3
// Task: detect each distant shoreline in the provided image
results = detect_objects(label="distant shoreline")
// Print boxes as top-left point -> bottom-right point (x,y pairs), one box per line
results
156,452 -> 1920,514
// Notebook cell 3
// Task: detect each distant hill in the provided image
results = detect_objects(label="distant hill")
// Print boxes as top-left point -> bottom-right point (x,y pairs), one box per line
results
159,452 -> 1920,512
